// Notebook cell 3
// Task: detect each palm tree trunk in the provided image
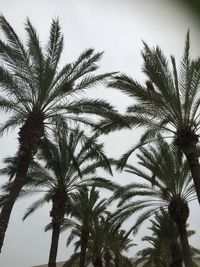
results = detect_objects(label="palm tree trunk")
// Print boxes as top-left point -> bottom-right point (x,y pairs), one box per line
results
93,257 -> 102,267
182,144 -> 200,204
0,111 -> 44,252
176,222 -> 193,267
0,156 -> 30,252
48,221 -> 61,267
170,243 -> 183,267
79,229 -> 89,267
48,192 -> 66,267
104,252 -> 112,267
114,254 -> 119,267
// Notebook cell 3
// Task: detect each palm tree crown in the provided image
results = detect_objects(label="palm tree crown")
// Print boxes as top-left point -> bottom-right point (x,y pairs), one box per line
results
108,32 -> 200,204
112,140 -> 195,267
0,16 -> 117,134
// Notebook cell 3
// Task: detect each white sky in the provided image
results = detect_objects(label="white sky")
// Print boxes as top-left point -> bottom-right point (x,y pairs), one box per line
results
0,0 -> 200,266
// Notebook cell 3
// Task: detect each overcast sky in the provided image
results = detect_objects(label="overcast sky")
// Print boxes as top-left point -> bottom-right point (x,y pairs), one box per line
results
0,1 -> 200,267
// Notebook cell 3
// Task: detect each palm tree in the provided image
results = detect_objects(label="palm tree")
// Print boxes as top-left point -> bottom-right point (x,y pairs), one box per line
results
64,214 -> 135,267
0,15 -> 120,251
49,186 -> 109,267
3,128 -> 114,267
135,209 -> 200,267
107,31 -> 200,205
90,217 -> 134,267
66,186 -> 109,267
136,236 -> 170,267
135,209 -> 182,267
112,140 -> 196,267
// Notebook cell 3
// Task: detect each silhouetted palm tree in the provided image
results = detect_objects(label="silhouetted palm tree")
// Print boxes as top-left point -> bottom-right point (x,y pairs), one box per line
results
46,186 -> 109,267
112,140 -> 196,267
0,15 -> 118,251
136,209 -> 200,267
2,128 -> 114,267
66,186 -> 109,267
107,32 -> 200,205
64,214 -> 134,267
135,209 -> 182,267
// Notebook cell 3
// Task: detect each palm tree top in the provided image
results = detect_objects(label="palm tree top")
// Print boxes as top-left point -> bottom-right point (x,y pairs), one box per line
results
103,31 -> 200,145
0,15 -> 119,135
111,140 -> 196,233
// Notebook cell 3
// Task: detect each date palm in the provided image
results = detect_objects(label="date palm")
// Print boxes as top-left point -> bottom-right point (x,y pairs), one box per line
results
2,128 -> 114,267
136,209 -> 199,267
135,209 -> 182,267
50,186 -> 109,267
87,216 -> 134,267
112,140 -> 196,267
0,15 -> 118,251
64,214 -> 135,267
108,32 -> 200,205
66,186 -> 109,267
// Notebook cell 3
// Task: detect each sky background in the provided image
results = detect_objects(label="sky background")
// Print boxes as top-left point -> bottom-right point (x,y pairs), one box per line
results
0,0 -> 200,266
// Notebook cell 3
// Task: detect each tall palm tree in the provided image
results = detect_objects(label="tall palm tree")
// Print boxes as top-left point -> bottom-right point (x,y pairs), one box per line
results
2,128 -> 114,267
112,140 -> 196,267
0,15 -> 119,251
107,32 -> 200,205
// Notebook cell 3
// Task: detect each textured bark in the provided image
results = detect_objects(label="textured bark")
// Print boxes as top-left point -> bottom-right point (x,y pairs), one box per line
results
79,229 -> 89,267
114,254 -> 119,267
170,243 -> 183,267
168,198 -> 193,267
0,156 -> 30,252
182,144 -> 200,204
48,192 -> 66,267
93,257 -> 102,267
177,222 -> 193,267
175,131 -> 200,204
0,111 -> 44,252
104,252 -> 112,267
48,221 -> 61,267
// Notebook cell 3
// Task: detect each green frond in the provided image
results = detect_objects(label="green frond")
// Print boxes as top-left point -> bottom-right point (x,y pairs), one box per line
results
25,18 -> 44,77
65,98 -> 117,115
73,72 -> 115,92
0,113 -> 23,136
0,15 -> 30,70
109,73 -> 147,99
46,18 -> 63,72
81,177 -> 120,191
23,196 -> 49,220
96,114 -> 130,134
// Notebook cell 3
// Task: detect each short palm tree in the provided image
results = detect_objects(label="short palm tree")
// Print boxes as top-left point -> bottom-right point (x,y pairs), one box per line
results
136,236 -> 170,267
64,214 -> 134,267
107,32 -> 200,205
112,140 -> 196,267
87,216 -> 134,267
54,186 -> 109,267
135,209 -> 182,267
0,16 -> 118,251
4,128 -> 114,267
136,209 -> 200,267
